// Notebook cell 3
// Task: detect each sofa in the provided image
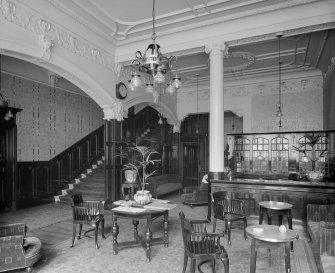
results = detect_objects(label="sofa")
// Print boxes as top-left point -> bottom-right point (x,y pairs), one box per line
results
307,204 -> 335,273
145,174 -> 183,198
0,223 -> 42,273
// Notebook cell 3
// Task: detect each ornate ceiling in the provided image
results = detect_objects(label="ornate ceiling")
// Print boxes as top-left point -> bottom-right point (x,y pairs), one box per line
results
37,0 -> 335,84
5,0 -> 333,87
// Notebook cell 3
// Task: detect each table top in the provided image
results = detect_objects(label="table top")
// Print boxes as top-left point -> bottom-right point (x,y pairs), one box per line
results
246,225 -> 298,243
259,201 -> 293,210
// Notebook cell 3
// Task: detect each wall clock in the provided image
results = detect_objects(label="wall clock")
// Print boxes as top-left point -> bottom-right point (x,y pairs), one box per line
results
116,82 -> 127,99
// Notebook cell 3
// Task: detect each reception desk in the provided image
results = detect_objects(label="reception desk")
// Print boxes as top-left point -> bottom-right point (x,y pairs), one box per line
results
207,179 -> 335,223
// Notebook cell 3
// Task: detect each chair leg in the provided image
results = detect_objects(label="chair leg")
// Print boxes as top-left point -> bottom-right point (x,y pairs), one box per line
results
227,221 -> 232,246
212,259 -> 216,273
190,259 -> 196,273
182,252 -> 188,273
71,224 -> 76,247
95,222 -> 99,249
213,218 -> 217,233
101,218 -> 106,239
221,258 -> 229,273
244,217 -> 248,241
78,224 -> 83,239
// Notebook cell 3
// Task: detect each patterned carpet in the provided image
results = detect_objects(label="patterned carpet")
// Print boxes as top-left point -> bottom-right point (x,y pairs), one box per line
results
1,193 -> 320,273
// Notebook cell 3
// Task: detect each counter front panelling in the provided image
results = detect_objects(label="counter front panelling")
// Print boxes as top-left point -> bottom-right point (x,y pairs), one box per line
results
208,179 -> 335,223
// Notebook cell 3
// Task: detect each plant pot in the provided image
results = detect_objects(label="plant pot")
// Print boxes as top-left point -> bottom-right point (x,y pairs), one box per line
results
306,171 -> 323,183
134,190 -> 152,205
124,170 -> 137,183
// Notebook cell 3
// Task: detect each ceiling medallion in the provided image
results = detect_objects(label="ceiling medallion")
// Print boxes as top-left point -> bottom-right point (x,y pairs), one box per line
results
224,51 -> 255,73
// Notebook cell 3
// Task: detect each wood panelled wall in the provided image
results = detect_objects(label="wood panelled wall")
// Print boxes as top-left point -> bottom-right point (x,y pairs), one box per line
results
16,126 -> 104,208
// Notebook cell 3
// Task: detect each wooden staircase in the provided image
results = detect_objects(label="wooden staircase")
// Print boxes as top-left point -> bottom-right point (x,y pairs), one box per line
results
54,157 -> 105,205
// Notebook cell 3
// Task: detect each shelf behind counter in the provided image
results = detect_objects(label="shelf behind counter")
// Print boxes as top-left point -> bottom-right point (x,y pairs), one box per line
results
207,178 -> 335,223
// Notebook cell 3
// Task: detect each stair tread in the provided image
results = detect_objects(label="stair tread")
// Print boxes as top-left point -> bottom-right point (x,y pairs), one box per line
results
57,158 -> 105,205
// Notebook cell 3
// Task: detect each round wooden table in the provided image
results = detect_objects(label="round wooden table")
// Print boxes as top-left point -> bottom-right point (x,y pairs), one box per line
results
246,225 -> 299,273
259,201 -> 294,250
259,201 -> 293,227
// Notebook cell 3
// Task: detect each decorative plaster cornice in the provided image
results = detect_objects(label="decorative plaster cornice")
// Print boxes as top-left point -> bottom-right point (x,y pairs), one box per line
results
107,0 -> 320,42
45,0 -> 117,43
228,22 -> 335,47
0,0 -> 116,71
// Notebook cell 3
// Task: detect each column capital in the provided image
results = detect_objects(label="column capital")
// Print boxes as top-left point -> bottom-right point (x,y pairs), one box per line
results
173,121 -> 181,133
103,101 -> 126,121
204,41 -> 229,56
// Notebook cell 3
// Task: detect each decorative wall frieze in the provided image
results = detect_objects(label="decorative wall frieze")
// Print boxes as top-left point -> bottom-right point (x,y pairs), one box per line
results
0,0 -> 116,71
103,102 -> 125,122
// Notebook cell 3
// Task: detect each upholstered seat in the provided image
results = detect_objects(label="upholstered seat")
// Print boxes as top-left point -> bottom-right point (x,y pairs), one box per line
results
0,223 -> 42,273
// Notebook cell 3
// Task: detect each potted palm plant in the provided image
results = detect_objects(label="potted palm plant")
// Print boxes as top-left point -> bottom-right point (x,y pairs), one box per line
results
123,145 -> 161,205
292,133 -> 327,182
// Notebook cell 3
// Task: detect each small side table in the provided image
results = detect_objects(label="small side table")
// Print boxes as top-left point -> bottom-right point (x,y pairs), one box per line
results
259,201 -> 293,227
259,201 -> 294,250
121,182 -> 138,200
246,225 -> 298,273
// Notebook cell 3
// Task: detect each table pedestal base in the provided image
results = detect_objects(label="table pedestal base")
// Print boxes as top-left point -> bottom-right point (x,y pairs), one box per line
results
112,211 -> 168,263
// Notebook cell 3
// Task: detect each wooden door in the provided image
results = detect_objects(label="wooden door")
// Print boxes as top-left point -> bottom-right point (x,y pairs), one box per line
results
183,143 -> 199,187
0,130 -> 6,209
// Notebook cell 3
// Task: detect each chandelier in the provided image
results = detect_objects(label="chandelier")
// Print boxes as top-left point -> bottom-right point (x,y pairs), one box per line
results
276,33 -> 283,129
128,0 -> 181,98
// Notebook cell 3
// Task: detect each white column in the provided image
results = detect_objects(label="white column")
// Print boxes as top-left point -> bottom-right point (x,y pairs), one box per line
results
205,41 -> 228,176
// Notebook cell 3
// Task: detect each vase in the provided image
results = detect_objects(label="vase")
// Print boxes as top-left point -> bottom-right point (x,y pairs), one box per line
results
134,190 -> 152,205
124,170 -> 137,183
306,171 -> 323,183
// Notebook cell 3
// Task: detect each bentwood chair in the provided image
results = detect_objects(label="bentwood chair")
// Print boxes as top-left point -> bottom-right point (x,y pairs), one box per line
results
179,212 -> 229,273
70,194 -> 106,249
212,191 -> 228,233
212,192 -> 247,246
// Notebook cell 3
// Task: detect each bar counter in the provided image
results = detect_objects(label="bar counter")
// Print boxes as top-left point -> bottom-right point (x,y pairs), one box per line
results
207,178 -> 335,223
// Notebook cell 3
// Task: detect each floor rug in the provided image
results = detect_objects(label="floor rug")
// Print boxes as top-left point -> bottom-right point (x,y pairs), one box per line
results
2,194 -> 319,273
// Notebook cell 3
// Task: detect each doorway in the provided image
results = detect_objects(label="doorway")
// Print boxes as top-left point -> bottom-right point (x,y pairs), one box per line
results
0,130 -> 6,210
182,136 -> 208,187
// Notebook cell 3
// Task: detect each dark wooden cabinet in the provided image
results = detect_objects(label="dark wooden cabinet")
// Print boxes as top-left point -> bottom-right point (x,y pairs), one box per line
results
0,106 -> 22,210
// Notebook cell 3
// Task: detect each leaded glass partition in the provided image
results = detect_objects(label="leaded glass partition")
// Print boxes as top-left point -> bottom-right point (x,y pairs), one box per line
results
234,137 -> 250,173
252,137 -> 269,173
271,137 -> 289,173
